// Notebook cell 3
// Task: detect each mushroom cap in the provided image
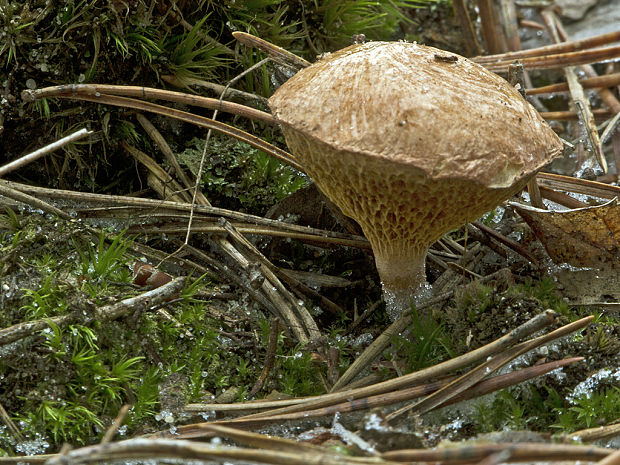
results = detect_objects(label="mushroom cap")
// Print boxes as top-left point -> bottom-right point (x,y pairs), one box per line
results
269,41 -> 563,190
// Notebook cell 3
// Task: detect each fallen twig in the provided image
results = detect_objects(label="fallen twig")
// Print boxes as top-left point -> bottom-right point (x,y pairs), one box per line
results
233,31 -> 311,69
527,72 -> 620,95
536,173 -> 620,198
0,179 -> 368,247
22,84 -> 276,125
180,357 -> 580,430
570,422 -> 620,443
381,442 -> 613,463
541,108 -> 613,121
249,317 -> 280,398
122,141 -> 192,203
229,306 -> 555,422
101,404 -> 131,444
0,182 -> 72,220
0,128 -> 92,177
471,220 -> 539,266
22,89 -> 302,172
474,30 -> 620,64
214,220 -> 322,344
135,113 -> 211,205
15,437 -> 388,465
0,278 -> 185,347
541,10 -> 606,174
478,44 -> 620,73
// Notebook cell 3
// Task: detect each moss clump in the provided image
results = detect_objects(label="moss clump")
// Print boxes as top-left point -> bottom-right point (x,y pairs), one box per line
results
0,211 -> 330,451
177,135 -> 307,215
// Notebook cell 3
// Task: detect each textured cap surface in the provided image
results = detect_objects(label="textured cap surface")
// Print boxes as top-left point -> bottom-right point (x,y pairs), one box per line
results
269,41 -> 563,189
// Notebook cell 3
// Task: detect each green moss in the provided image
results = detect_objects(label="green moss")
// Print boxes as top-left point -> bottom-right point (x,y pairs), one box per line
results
556,386 -> 620,431
0,211 -> 342,449
513,277 -> 570,315
177,135 -> 307,215
392,304 -> 454,372
471,381 -> 620,434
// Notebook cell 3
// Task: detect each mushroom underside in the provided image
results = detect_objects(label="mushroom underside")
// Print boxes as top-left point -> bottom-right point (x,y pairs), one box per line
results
283,128 -> 534,305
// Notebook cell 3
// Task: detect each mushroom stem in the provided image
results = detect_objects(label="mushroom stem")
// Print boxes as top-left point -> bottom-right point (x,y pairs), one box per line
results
372,244 -> 431,321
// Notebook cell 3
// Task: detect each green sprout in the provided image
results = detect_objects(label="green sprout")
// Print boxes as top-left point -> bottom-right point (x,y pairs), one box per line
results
20,273 -> 68,320
75,231 -> 132,282
164,14 -> 229,86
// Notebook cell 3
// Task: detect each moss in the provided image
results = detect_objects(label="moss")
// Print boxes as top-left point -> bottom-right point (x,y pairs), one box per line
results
176,135 -> 307,215
0,211 -> 328,450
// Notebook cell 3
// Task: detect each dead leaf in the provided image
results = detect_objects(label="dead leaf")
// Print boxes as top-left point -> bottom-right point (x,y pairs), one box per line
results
511,198 -> 619,267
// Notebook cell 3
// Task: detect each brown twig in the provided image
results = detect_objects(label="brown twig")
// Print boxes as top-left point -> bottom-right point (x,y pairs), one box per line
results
219,217 -> 345,315
232,31 -> 311,70
0,182 -> 72,220
0,401 -> 25,443
329,269 -> 518,393
451,0 -> 482,56
101,404 -> 131,444
570,422 -> 620,442
235,305 -> 554,421
35,438 -> 381,465
527,178 -> 545,208
248,318 -> 280,398
22,89 -> 302,172
538,186 -> 589,209
22,84 -> 276,124
122,142 -> 192,203
519,19 -> 546,30
160,74 -> 269,107
551,17 -> 620,180
471,221 -> 539,267
597,448 -> 620,465
0,179 -> 366,246
527,72 -> 620,95
125,219 -> 369,250
179,358 -> 580,431
541,10 -> 607,174
195,423 -> 326,453
479,44 -> 620,73
536,172 -> 620,198
135,113 -> 211,205
476,0 -> 505,54
185,397 -> 312,413
381,442 -> 612,463
497,0 -> 521,52
541,108 -> 613,121
218,219 -> 322,343
474,30 -> 620,63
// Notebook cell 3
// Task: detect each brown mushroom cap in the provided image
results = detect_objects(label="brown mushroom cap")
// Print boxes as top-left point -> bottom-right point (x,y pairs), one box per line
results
268,41 -> 563,315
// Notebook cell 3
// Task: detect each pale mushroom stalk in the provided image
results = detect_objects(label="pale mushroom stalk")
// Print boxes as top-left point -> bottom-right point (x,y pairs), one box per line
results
269,42 -> 564,319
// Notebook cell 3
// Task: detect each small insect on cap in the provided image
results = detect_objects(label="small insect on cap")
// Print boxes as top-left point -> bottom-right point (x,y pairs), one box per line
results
269,41 -> 563,314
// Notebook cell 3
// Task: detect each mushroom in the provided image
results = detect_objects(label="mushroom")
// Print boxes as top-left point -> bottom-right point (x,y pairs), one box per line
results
268,41 -> 563,318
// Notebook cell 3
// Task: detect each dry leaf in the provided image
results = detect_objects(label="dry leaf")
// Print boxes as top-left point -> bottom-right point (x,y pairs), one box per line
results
512,198 -> 619,267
